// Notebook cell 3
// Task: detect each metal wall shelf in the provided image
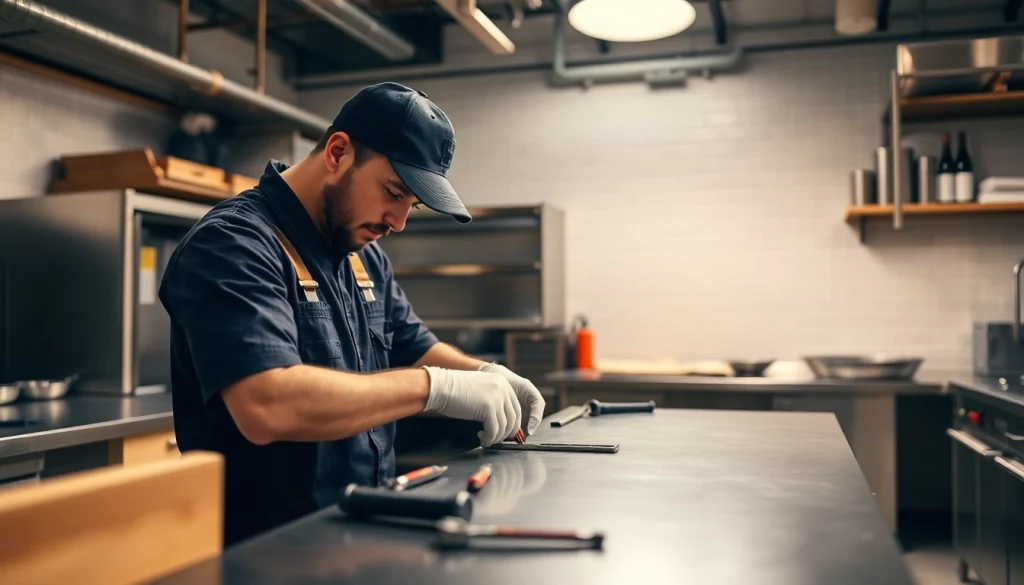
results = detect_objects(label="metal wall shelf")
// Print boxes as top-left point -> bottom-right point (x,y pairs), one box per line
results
392,263 -> 541,277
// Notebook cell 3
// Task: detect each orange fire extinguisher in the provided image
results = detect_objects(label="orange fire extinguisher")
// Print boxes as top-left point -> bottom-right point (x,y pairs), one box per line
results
573,315 -> 594,370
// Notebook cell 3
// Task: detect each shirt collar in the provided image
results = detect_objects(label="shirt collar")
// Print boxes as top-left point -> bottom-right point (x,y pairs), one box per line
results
257,160 -> 339,272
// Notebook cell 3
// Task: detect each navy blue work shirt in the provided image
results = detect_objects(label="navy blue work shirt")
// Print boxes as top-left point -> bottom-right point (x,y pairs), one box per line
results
159,161 -> 438,546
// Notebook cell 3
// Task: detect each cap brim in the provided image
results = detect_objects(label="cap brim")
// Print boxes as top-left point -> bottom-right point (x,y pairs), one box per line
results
391,159 -> 472,224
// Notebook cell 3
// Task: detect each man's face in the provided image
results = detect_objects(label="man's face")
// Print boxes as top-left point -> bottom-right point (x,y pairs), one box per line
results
321,150 -> 420,258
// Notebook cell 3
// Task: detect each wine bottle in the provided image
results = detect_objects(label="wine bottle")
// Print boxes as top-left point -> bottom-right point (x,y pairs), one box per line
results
937,132 -> 955,203
955,131 -> 974,203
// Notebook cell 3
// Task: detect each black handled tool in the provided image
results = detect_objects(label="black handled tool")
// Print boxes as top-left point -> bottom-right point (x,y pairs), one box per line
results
588,399 -> 656,415
550,399 -> 658,427
337,484 -> 473,521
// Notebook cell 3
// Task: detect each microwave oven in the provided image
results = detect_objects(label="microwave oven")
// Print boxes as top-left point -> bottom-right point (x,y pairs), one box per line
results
0,189 -> 211,394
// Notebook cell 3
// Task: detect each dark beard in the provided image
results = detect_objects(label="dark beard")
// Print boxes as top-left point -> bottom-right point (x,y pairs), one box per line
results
321,168 -> 357,260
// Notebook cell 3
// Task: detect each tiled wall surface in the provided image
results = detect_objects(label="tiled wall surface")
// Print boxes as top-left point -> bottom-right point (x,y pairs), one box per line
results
0,0 -> 296,199
0,63 -> 172,199
301,42 -> 1024,370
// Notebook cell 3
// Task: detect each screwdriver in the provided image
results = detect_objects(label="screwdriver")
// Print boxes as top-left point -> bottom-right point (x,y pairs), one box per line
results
389,464 -> 448,492
466,463 -> 492,493
435,516 -> 605,550
514,429 -> 526,444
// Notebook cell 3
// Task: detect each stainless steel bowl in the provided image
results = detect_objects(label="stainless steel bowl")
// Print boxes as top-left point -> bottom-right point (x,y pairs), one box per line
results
0,384 -> 20,405
802,355 -> 923,380
20,374 -> 78,400
727,360 -> 775,377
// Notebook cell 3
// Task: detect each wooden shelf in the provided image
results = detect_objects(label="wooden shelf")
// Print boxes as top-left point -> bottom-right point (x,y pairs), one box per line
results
845,202 -> 1024,222
884,90 -> 1024,123
49,149 -> 257,205
393,263 -> 540,277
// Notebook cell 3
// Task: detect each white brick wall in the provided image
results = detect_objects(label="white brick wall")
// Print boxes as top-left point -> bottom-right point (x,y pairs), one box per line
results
0,63 -> 173,198
0,0 -> 297,198
300,42 -> 1024,371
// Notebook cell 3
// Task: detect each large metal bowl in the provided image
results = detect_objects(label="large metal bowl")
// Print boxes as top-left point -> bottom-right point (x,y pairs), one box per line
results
20,374 -> 78,400
0,384 -> 20,405
802,355 -> 924,381
727,360 -> 775,377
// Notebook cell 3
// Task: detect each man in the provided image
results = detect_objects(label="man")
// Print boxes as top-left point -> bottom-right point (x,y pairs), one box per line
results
159,82 -> 546,546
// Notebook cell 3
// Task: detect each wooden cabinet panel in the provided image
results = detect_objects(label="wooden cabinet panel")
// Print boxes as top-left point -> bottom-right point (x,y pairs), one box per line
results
109,429 -> 179,466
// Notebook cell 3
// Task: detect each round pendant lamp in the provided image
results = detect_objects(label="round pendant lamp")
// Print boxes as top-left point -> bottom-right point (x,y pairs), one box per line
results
567,0 -> 697,43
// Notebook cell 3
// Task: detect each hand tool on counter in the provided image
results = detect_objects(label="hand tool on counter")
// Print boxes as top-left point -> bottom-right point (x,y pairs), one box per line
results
486,442 -> 619,453
388,465 -> 448,492
514,429 -> 525,444
550,399 -> 657,428
338,484 -> 473,521
435,516 -> 605,550
466,464 -> 493,493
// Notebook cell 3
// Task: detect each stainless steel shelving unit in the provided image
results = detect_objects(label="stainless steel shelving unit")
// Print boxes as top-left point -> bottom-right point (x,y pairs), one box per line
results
379,203 -> 565,331
874,35 -> 1024,242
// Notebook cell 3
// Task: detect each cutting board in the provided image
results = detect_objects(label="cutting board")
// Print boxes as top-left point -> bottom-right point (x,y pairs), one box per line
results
592,358 -> 733,377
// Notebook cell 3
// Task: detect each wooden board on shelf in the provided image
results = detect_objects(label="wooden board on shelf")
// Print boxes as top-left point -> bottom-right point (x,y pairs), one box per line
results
883,90 -> 1024,122
845,202 -> 1024,222
49,148 -> 256,205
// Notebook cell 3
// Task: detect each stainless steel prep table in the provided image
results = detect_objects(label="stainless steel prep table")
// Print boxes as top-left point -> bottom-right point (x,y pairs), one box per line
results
154,408 -> 915,585
545,368 -> 961,535
0,394 -> 173,459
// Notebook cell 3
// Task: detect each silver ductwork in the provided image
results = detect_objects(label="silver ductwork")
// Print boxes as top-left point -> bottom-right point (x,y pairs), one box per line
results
552,15 -> 742,86
293,0 -> 415,61
0,0 -> 331,137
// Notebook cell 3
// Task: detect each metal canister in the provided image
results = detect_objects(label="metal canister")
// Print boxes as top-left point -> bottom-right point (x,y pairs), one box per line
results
850,169 -> 877,205
875,147 -> 891,205
875,146 -> 913,206
917,155 -> 936,204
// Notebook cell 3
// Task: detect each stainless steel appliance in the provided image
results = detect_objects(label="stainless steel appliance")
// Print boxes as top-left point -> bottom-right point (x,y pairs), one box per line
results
0,190 -> 210,395
974,323 -> 1024,377
949,386 -> 1024,585
377,204 -> 564,330
973,260 -> 1024,377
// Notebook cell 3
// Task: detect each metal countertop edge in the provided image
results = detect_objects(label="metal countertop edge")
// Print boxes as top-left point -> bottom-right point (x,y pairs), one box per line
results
0,412 -> 174,459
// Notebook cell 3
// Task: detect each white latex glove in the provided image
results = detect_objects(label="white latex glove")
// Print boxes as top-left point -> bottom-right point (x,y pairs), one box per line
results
477,363 -> 546,436
423,366 -> 522,447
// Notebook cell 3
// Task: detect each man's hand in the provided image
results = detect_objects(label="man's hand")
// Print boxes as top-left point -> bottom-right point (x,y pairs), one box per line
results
477,363 -> 546,436
423,367 -> 522,447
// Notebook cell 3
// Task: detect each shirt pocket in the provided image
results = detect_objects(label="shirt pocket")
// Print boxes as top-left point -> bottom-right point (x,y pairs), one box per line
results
295,302 -> 344,365
364,300 -> 393,369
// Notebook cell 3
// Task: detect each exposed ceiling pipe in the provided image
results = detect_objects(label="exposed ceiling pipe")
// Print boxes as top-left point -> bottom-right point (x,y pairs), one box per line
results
551,14 -> 741,87
292,0 -> 415,61
0,0 -> 331,137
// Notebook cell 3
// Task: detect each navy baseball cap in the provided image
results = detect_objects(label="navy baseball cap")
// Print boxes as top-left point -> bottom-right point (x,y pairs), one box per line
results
332,82 -> 471,223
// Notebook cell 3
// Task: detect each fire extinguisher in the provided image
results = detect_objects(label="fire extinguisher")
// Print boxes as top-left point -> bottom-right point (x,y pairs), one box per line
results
572,315 -> 594,370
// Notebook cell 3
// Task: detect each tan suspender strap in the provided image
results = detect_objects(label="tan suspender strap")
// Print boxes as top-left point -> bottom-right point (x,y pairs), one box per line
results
271,227 -> 319,303
348,252 -> 376,302
347,253 -> 373,288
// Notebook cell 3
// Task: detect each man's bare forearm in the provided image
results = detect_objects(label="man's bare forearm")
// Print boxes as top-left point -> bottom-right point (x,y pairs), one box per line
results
413,342 -> 484,371
223,365 -> 430,444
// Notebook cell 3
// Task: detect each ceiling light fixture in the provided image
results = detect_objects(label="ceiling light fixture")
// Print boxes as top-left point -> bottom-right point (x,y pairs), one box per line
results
567,0 -> 697,43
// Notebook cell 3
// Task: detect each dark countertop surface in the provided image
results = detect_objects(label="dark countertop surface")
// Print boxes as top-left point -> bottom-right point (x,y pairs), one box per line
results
0,393 -> 174,458
156,408 -> 914,585
949,375 -> 1024,411
546,366 -> 962,395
